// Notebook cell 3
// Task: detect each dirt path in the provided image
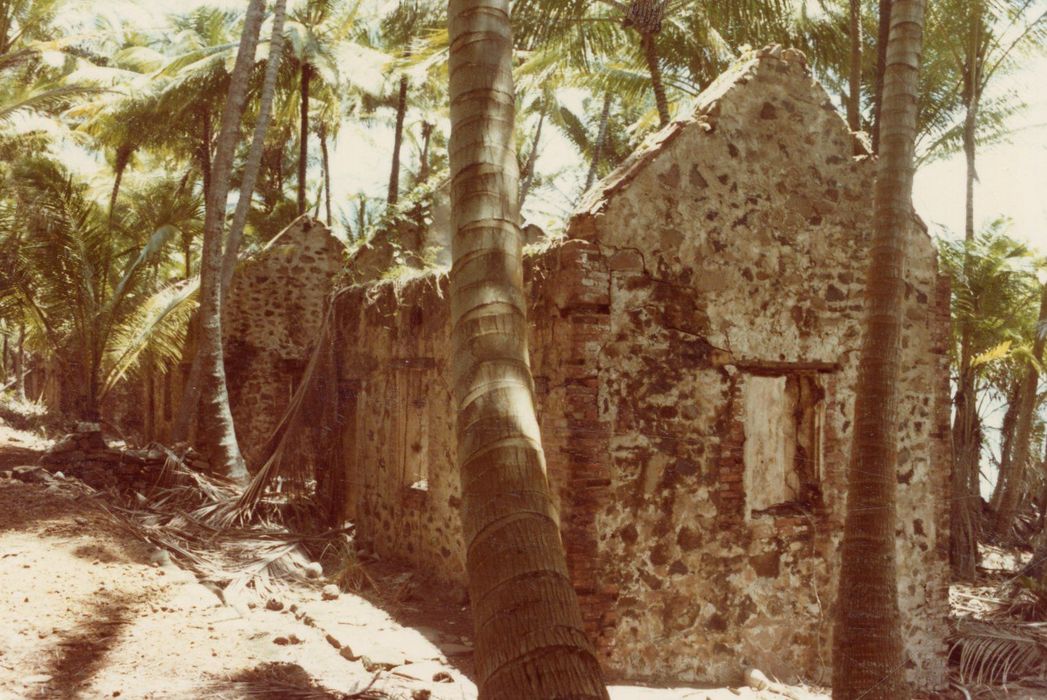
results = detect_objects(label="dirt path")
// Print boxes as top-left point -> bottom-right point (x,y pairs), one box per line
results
0,425 -> 825,700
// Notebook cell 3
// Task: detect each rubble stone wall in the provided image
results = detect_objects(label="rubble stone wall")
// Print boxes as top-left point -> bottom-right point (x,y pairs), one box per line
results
327,48 -> 951,690
134,217 -> 344,466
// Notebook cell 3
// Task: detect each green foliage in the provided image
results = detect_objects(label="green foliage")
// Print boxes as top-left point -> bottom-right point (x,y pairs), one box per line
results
939,220 -> 1043,399
0,158 -> 200,413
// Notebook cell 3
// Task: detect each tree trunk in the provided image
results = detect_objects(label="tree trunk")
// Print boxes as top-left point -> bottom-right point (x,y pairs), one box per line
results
832,1 -> 924,698
990,379 -> 1022,512
109,143 -> 134,222
388,74 -> 409,206
640,32 -> 670,127
14,323 -> 25,403
847,0 -> 862,131
186,0 -> 266,481
584,92 -> 613,194
198,111 -> 213,204
321,124 -> 332,226
419,121 -> 433,183
950,7 -> 985,577
220,0 -> 288,299
297,62 -> 311,216
871,0 -> 893,152
446,1 -> 609,697
518,103 -> 545,211
993,283 -> 1047,539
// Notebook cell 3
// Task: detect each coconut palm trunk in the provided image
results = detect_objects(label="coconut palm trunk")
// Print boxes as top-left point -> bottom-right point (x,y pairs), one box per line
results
832,1 -> 925,698
847,0 -> 862,131
447,1 -> 609,697
14,323 -> 25,402
320,124 -> 332,226
950,5 -> 986,578
993,282 -> 1047,538
990,379 -> 1022,511
297,62 -> 311,216
190,0 -> 267,481
640,32 -> 669,127
220,0 -> 288,298
388,74 -> 408,205
871,0 -> 894,152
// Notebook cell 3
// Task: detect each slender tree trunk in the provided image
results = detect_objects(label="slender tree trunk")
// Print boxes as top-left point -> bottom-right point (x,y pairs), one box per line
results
847,0 -> 862,131
419,121 -> 433,183
320,124 -> 332,226
950,7 -> 985,576
584,92 -> 613,194
994,283 -> 1047,538
109,143 -> 134,222
14,323 -> 25,403
220,0 -> 288,298
183,235 -> 193,281
388,74 -> 409,206
447,1 -> 609,697
297,62 -> 311,216
990,379 -> 1021,511
518,103 -> 545,211
832,2 -> 924,698
355,198 -> 367,238
871,0 -> 893,152
199,111 -> 213,203
183,0 -> 266,481
640,32 -> 670,127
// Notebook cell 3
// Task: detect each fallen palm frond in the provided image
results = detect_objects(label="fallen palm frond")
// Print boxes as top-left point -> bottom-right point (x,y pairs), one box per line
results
75,444 -> 334,601
951,618 -> 1047,685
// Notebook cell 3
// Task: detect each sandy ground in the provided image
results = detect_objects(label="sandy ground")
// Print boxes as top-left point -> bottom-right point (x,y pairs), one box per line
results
0,424 -> 826,700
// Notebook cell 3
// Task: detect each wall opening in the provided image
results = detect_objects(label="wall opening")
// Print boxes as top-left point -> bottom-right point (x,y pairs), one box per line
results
742,372 -> 824,516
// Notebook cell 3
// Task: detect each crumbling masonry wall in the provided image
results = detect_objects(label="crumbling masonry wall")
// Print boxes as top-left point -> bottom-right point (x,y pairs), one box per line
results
134,217 -> 344,463
333,49 -> 951,688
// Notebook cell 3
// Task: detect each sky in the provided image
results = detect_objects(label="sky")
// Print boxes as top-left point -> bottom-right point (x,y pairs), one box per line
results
914,54 -> 1047,249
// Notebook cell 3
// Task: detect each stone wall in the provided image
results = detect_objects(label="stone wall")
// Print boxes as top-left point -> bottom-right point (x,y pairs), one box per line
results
323,47 -> 951,690
137,217 -> 344,467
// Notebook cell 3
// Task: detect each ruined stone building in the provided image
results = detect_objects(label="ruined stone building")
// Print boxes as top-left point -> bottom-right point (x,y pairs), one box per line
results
323,48 -> 951,688
130,217 -> 345,462
145,49 -> 950,689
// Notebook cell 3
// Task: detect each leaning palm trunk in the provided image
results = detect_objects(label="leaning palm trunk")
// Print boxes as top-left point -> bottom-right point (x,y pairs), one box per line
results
832,1 -> 925,698
446,1 -> 608,697
191,0 -> 267,482
993,283 -> 1047,538
640,32 -> 669,127
220,0 -> 289,298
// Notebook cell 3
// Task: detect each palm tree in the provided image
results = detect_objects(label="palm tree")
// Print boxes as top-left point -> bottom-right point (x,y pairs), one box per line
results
0,160 -> 199,419
992,269 -> 1047,539
189,0 -> 267,481
832,0 -> 925,698
915,0 -> 1047,575
446,0 -> 608,696
220,0 -> 289,297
